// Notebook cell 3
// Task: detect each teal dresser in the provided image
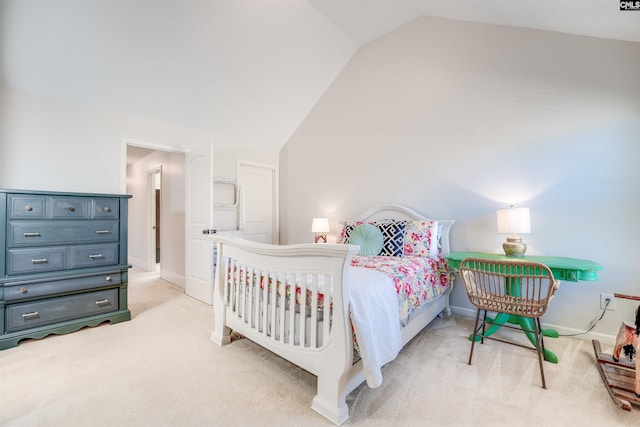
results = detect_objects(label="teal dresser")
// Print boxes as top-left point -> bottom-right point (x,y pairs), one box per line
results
0,189 -> 132,350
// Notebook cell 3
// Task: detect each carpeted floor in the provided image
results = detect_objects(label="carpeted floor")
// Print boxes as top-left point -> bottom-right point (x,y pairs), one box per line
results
1,268 -> 638,426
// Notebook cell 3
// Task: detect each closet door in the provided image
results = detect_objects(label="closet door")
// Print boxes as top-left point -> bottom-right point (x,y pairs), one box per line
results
238,162 -> 278,244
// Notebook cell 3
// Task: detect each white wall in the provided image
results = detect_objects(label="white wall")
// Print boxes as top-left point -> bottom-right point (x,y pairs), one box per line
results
280,16 -> 640,341
0,1 -> 356,151
0,84 -> 280,292
0,85 -> 208,290
0,84 -> 212,193
127,150 -> 186,288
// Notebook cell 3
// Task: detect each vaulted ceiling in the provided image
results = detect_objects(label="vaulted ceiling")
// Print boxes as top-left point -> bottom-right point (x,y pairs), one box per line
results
2,0 -> 639,151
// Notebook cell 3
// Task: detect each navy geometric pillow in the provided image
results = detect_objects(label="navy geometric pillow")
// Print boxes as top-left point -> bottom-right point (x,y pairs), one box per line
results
375,221 -> 406,256
338,223 -> 360,244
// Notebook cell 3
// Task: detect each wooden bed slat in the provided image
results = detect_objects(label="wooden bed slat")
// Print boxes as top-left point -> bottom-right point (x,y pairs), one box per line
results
323,274 -> 330,347
310,275 -> 318,348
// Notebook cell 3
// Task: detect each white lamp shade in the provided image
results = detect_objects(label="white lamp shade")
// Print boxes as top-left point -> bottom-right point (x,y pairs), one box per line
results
496,207 -> 530,234
311,217 -> 330,233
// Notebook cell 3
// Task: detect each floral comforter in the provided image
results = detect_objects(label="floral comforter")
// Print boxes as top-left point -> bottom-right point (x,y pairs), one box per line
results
350,255 -> 451,324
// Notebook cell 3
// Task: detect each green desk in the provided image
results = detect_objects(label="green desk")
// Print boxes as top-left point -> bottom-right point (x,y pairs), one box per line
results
446,251 -> 602,363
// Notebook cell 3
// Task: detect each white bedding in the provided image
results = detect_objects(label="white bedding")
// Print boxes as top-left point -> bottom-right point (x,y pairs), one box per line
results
348,266 -> 402,388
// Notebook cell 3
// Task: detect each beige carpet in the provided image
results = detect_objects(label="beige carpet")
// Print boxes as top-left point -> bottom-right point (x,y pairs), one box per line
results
1,268 -> 638,427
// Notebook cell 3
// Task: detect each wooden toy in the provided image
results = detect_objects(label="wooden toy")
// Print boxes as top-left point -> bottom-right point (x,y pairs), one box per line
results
592,293 -> 640,411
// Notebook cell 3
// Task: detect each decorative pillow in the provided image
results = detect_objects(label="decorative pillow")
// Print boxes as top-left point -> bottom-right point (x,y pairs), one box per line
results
436,222 -> 444,256
337,220 -> 406,256
403,220 -> 439,259
336,221 -> 364,244
348,224 -> 384,256
375,220 -> 406,256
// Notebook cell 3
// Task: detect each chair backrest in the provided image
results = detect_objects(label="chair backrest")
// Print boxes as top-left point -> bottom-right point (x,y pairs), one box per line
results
460,258 -> 559,318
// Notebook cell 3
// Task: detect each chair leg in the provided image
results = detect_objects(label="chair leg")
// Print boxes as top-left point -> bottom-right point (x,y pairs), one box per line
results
538,317 -> 548,359
481,310 -> 487,344
533,317 -> 547,389
469,308 -> 482,365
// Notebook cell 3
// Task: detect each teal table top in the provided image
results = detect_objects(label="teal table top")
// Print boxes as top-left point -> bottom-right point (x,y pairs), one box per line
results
446,251 -> 602,282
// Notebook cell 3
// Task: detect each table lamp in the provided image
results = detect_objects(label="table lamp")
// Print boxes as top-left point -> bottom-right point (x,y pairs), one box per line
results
496,206 -> 530,256
311,217 -> 330,243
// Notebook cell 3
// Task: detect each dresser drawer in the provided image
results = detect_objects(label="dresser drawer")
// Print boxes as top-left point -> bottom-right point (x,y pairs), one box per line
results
8,195 -> 46,219
7,195 -> 120,220
69,243 -> 119,269
50,197 -> 89,218
92,199 -> 119,219
8,220 -> 119,247
7,247 -> 67,275
7,243 -> 119,275
5,289 -> 118,332
4,273 -> 122,302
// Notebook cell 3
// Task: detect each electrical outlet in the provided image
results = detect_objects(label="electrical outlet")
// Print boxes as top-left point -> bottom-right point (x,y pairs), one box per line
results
600,293 -> 615,310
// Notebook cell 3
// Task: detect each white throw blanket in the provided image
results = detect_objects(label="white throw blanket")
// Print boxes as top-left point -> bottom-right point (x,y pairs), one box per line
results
348,266 -> 403,388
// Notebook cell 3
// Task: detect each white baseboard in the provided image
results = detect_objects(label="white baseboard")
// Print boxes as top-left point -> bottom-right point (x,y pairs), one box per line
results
449,305 -> 616,345
128,256 -> 185,290
451,305 -> 476,319
128,255 -> 151,272
160,269 -> 185,289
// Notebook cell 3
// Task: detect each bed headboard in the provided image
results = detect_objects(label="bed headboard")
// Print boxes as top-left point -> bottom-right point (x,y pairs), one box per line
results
346,204 -> 455,255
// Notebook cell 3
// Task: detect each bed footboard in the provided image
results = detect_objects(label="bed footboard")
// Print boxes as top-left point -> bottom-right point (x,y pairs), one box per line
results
211,236 -> 359,425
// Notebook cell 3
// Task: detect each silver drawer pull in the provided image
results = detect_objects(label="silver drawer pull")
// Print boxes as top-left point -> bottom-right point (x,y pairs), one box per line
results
24,205 -> 33,212
22,311 -> 39,320
95,230 -> 111,235
105,276 -> 112,282
88,254 -> 104,259
31,258 -> 48,264
66,206 -> 75,212
23,232 -> 41,237
102,207 -> 111,212
95,299 -> 111,307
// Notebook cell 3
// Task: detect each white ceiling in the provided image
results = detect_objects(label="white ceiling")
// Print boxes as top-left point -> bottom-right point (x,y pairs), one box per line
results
310,0 -> 640,46
126,144 -> 159,166
2,1 -> 639,151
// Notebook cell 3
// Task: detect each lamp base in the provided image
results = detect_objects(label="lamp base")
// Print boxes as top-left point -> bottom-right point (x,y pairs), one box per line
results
314,234 -> 327,244
503,236 -> 527,257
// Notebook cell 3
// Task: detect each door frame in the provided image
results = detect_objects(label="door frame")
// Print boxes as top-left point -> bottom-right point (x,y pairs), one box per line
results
120,138 -> 185,193
120,138 -> 186,272
149,167 -> 162,271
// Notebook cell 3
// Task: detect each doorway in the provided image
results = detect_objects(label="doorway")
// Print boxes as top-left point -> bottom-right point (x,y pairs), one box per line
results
124,140 -> 186,288
150,168 -> 161,271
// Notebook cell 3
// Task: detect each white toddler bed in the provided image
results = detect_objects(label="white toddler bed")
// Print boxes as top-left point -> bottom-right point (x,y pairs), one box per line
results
211,205 -> 454,424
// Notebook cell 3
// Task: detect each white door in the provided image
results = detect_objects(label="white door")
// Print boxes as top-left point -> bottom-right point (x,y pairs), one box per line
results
185,144 -> 214,304
238,162 -> 278,244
